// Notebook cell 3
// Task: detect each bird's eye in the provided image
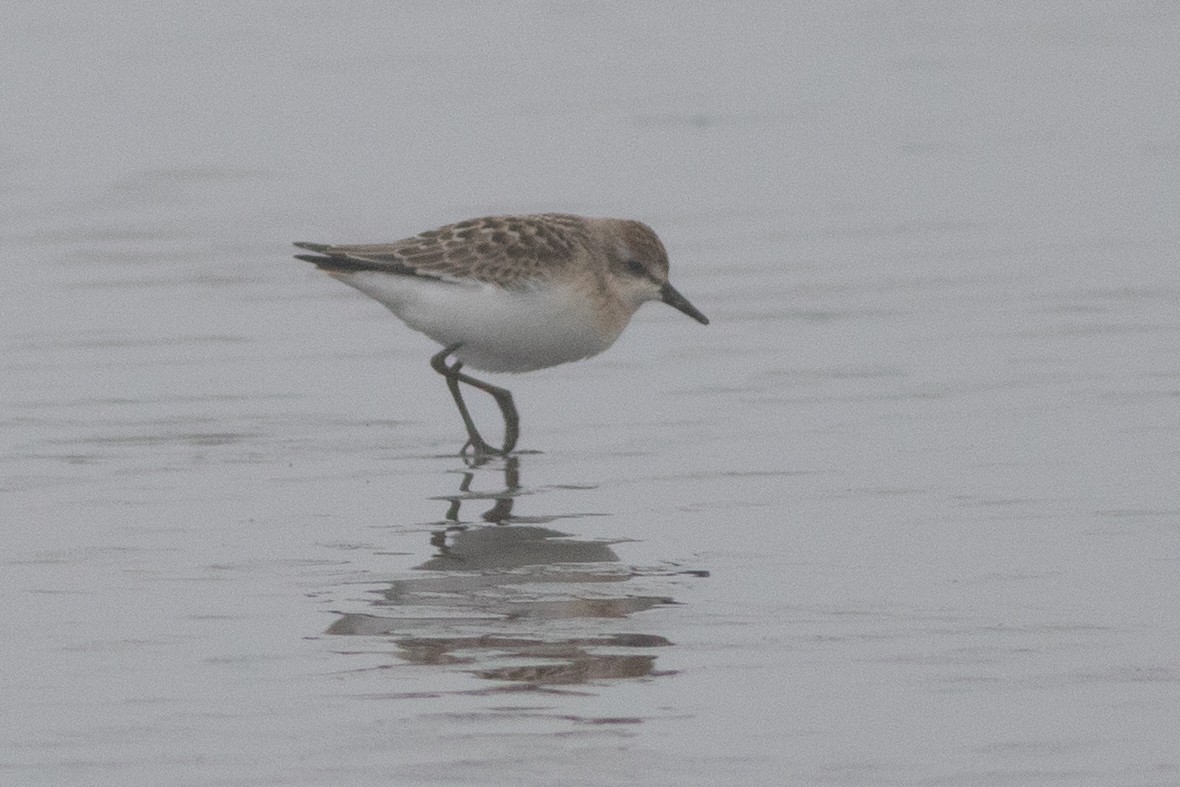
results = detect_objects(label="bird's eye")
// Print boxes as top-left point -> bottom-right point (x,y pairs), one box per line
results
625,259 -> 646,277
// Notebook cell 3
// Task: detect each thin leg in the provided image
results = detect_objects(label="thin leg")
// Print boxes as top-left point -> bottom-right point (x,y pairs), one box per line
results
430,344 -> 497,455
449,368 -> 519,454
429,344 -> 519,455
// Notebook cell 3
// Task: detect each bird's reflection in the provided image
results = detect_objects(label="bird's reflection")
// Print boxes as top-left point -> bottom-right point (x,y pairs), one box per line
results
327,454 -> 704,690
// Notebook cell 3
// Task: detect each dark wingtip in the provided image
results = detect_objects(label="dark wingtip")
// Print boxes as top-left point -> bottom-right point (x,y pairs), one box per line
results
294,241 -> 344,270
294,245 -> 448,280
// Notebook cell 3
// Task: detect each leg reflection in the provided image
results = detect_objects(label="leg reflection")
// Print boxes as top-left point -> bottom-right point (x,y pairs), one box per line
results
326,452 -> 707,690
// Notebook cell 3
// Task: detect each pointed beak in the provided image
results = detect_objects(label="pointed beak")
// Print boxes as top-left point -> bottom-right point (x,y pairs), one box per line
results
659,282 -> 709,325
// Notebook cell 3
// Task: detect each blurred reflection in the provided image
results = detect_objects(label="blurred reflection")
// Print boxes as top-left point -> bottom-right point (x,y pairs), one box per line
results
328,454 -> 704,689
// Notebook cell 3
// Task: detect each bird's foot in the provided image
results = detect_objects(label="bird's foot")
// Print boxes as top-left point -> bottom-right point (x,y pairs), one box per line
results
460,435 -> 507,459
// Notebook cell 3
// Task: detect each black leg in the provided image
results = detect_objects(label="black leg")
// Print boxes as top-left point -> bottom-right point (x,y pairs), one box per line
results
449,368 -> 519,454
429,344 -> 497,455
429,344 -> 519,455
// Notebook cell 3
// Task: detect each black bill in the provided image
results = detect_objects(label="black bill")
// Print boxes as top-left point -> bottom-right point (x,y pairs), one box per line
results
660,282 -> 709,325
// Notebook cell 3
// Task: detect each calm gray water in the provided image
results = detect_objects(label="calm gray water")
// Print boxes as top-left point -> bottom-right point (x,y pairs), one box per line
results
4,2 -> 1179,784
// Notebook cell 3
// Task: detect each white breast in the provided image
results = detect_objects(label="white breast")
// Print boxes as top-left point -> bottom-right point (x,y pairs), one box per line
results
333,271 -> 628,373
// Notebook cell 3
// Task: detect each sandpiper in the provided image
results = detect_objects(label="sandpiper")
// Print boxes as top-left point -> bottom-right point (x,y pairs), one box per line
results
294,213 -> 708,455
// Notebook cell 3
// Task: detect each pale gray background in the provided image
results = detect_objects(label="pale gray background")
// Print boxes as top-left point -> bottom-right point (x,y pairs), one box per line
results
3,2 -> 1179,784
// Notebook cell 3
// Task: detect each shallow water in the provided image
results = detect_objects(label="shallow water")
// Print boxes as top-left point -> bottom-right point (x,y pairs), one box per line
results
4,2 -> 1180,784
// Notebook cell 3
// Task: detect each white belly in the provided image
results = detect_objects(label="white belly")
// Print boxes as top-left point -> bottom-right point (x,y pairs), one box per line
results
335,271 -> 624,373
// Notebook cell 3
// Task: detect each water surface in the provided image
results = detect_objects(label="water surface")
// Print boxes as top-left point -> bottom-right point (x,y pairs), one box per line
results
3,2 -> 1179,784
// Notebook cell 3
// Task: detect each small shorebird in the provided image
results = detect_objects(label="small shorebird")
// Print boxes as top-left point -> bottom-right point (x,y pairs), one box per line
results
294,213 -> 708,455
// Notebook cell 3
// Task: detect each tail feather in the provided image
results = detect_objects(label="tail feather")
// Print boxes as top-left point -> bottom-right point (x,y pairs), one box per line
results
294,253 -> 342,268
294,252 -> 392,274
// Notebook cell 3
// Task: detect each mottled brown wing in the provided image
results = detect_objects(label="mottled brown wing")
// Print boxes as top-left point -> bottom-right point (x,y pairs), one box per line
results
294,214 -> 589,288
